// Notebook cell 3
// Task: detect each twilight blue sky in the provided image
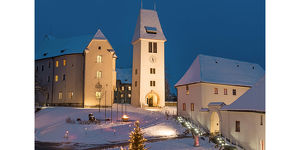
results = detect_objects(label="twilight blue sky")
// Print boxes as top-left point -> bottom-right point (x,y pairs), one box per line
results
35,0 -> 265,94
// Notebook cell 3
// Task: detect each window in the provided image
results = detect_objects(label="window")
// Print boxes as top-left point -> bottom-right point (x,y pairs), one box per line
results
128,86 -> 131,91
260,115 -> 263,125
183,103 -> 186,111
47,76 -> 50,82
145,26 -> 157,34
135,81 -> 137,87
63,74 -> 66,80
149,42 -> 153,53
98,46 -> 101,50
148,42 -> 157,53
63,59 -> 66,66
150,81 -> 156,86
42,65 -> 44,71
224,89 -> 228,95
186,85 -> 189,95
214,88 -> 218,94
153,42 -> 157,53
55,75 -> 58,82
233,89 -> 237,95
56,61 -> 59,67
191,103 -> 194,111
121,86 -> 125,91
46,93 -> 49,100
97,55 -> 102,63
36,66 -> 38,71
97,71 -> 102,79
121,94 -> 124,98
128,94 -> 131,98
235,121 -> 240,132
96,92 -> 101,99
48,62 -> 51,68
150,68 -> 156,74
135,69 -> 138,75
58,92 -> 63,100
68,92 -> 74,99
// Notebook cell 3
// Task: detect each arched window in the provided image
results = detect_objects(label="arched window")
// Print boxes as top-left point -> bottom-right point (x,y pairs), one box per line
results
97,55 -> 102,63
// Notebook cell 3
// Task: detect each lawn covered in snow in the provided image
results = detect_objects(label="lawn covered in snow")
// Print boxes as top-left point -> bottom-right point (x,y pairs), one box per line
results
35,104 -> 183,145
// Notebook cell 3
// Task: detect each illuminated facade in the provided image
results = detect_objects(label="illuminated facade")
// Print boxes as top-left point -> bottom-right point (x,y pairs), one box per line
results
35,29 -> 117,107
131,9 -> 166,108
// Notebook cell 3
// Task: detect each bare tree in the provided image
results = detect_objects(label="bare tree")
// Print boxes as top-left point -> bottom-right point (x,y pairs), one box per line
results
35,72 -> 48,106
95,81 -> 104,112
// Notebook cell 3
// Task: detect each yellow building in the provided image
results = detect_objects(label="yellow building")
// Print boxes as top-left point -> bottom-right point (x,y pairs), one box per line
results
131,9 -> 166,108
35,29 -> 117,107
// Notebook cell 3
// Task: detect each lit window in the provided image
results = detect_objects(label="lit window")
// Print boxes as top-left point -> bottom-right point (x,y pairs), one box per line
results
55,75 -> 58,82
135,81 -> 137,87
58,92 -> 63,100
186,85 -> 189,95
214,88 -> 218,94
233,89 -> 237,95
224,89 -> 228,95
149,42 -> 153,53
63,74 -> 66,80
153,42 -> 157,53
128,86 -> 131,91
235,121 -> 240,132
183,103 -> 186,111
56,61 -> 59,67
121,94 -> 124,98
128,94 -> 131,98
63,59 -> 66,66
121,86 -> 124,91
97,55 -> 102,63
150,81 -> 156,86
68,92 -> 74,99
97,71 -> 102,79
96,92 -> 101,99
191,103 -> 194,111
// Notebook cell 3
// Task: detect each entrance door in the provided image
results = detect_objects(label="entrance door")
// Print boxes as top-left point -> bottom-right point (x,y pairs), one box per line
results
149,97 -> 153,107
210,112 -> 220,133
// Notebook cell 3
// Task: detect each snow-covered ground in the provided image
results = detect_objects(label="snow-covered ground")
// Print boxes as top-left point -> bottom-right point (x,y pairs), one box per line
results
35,104 -> 216,149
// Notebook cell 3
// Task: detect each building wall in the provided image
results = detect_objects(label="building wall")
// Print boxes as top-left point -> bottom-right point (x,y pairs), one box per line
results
52,54 -> 84,106
35,58 -> 54,106
35,54 -> 84,107
84,39 -> 116,107
114,80 -> 132,104
177,82 -> 250,117
132,39 -> 165,107
220,111 -> 265,150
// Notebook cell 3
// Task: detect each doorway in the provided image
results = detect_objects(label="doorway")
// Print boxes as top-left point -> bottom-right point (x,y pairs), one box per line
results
210,112 -> 220,133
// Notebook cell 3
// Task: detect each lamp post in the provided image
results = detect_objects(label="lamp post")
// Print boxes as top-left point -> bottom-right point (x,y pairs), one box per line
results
105,84 -> 107,122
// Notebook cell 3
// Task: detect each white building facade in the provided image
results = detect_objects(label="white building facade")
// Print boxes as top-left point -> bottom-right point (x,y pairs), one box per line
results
131,9 -> 166,108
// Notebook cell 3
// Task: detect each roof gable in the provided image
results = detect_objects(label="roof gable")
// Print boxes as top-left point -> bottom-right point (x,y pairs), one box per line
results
175,54 -> 265,87
36,28 -> 107,60
132,9 -> 166,43
221,76 -> 265,112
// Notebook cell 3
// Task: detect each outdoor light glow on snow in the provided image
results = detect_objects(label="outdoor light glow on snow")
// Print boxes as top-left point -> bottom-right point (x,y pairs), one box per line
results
143,123 -> 178,137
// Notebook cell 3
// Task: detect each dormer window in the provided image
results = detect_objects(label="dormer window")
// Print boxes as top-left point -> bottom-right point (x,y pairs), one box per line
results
43,53 -> 48,56
145,26 -> 157,34
60,49 -> 66,53
252,66 -> 255,69
237,64 -> 239,67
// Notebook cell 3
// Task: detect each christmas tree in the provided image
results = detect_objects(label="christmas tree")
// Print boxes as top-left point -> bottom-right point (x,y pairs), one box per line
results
128,120 -> 147,150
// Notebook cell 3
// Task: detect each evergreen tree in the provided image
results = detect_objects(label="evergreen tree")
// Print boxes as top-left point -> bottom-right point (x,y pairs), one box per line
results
128,121 -> 147,150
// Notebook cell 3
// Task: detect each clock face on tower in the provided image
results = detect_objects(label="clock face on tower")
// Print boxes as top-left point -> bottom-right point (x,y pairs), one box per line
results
149,55 -> 157,63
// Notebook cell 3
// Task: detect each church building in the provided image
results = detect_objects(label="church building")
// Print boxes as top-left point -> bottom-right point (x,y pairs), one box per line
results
35,28 -> 117,107
131,9 -> 167,108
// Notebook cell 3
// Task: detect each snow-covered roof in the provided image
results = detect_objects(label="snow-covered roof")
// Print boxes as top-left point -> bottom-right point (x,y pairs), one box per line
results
36,28 -> 107,60
132,9 -> 166,43
116,68 -> 132,84
221,76 -> 265,112
175,54 -> 265,87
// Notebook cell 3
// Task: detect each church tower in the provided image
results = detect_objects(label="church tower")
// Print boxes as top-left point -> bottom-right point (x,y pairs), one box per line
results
131,9 -> 166,108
